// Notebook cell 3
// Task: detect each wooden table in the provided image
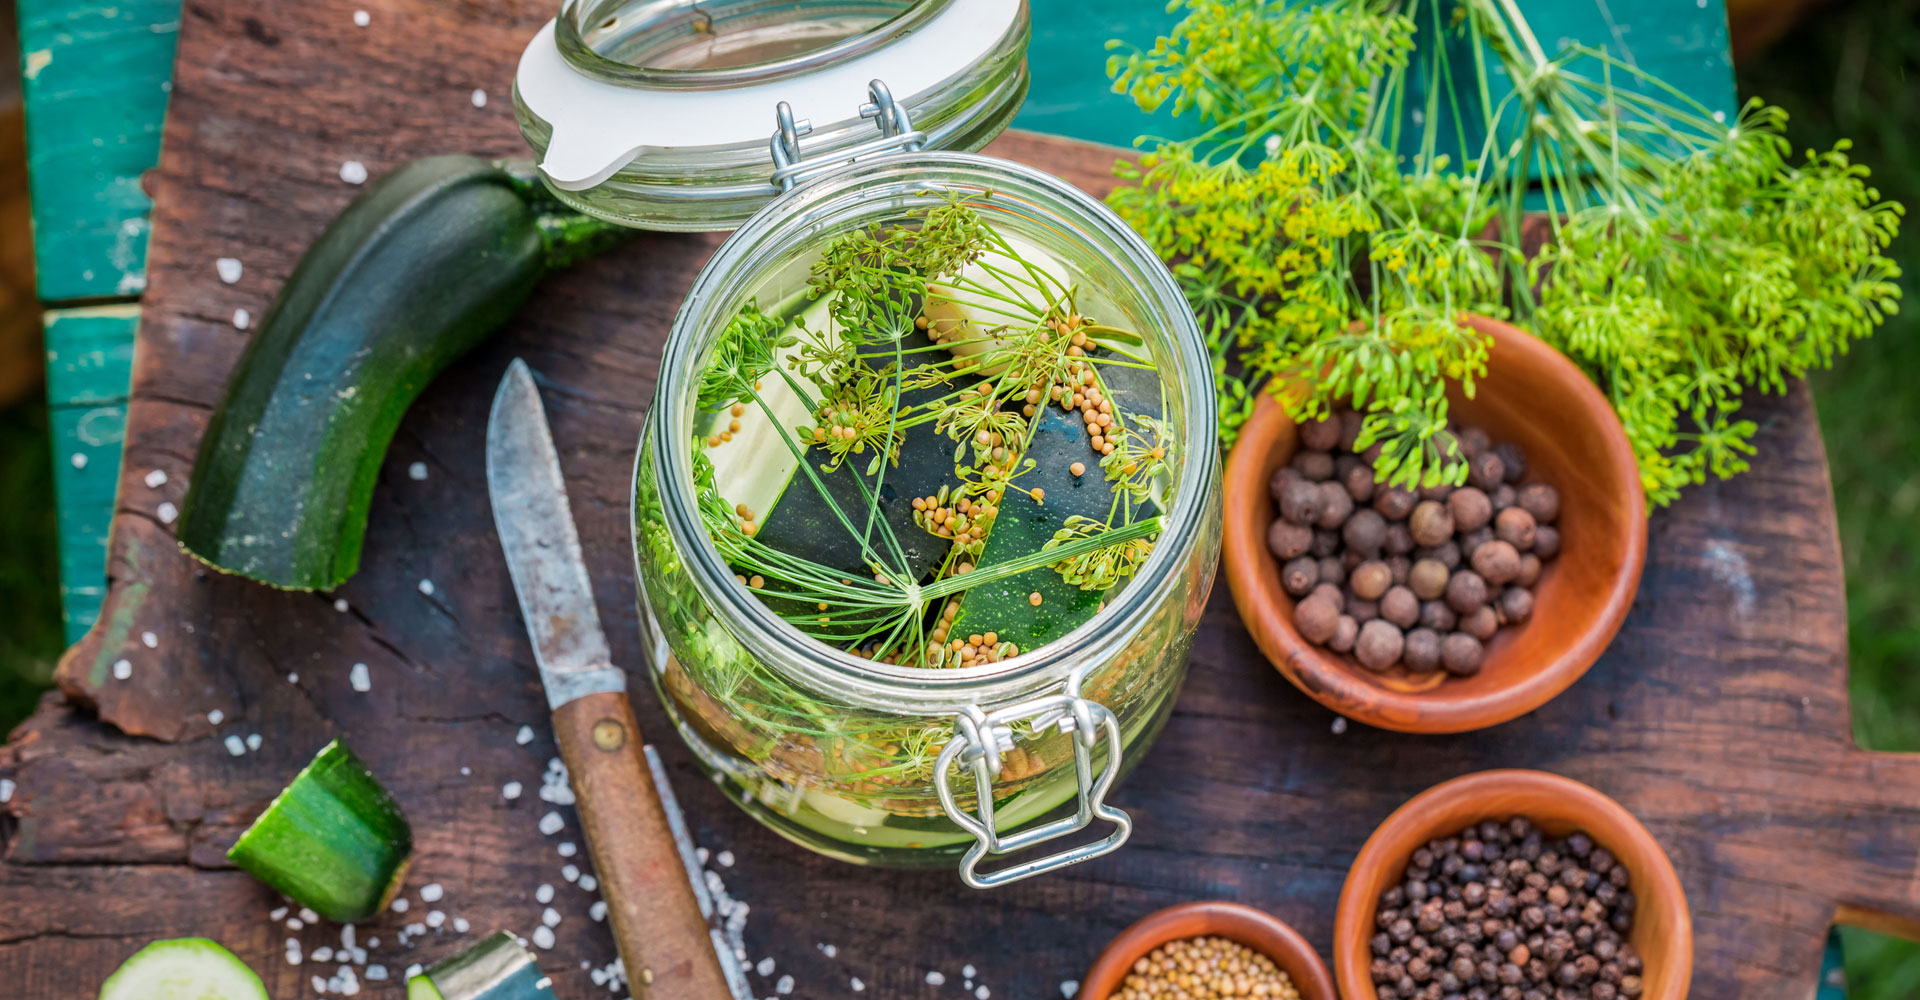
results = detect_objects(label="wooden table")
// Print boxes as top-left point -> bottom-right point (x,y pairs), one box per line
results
15,2 -> 1905,999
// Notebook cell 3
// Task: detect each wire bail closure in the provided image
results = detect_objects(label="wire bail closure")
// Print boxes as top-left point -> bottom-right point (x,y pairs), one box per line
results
769,79 -> 928,193
933,665 -> 1133,888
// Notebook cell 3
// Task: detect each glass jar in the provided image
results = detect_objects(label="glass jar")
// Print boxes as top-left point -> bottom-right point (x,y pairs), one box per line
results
630,140 -> 1221,884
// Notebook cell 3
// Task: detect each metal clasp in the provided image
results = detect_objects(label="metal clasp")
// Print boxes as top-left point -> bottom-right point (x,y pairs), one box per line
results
932,670 -> 1132,888
768,79 -> 928,193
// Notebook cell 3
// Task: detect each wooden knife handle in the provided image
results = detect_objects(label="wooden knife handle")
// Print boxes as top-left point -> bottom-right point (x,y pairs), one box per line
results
553,690 -> 731,1000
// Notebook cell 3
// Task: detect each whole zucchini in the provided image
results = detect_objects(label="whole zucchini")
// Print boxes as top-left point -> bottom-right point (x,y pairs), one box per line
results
178,155 -> 627,590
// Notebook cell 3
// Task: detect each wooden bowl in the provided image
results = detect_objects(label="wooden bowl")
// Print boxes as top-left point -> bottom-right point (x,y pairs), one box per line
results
1082,902 -> 1338,1000
1221,314 -> 1646,732
1334,770 -> 1691,1000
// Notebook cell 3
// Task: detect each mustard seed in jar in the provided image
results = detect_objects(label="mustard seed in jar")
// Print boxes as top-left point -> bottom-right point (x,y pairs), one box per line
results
1109,935 -> 1300,1000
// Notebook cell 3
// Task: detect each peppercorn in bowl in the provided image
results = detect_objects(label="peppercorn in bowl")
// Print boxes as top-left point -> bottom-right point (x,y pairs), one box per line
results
1222,315 -> 1646,733
1333,770 -> 1691,1000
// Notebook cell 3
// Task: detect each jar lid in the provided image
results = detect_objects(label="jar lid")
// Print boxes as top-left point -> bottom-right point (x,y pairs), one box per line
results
514,0 -> 1030,230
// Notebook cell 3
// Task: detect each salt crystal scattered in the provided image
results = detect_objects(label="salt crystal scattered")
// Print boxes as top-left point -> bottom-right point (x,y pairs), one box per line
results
539,811 -> 564,835
334,598 -> 349,613
1061,981 -> 1079,998
246,733 -> 262,751
927,972 -> 947,986
503,781 -> 522,800
405,922 -> 426,936
285,951 -> 302,966
270,907 -> 288,921
533,883 -> 554,904
562,864 -> 580,882
352,9 -> 369,25
405,964 -> 424,979
963,965 -> 976,978
408,462 -> 428,481
366,966 -> 387,981
590,900 -> 608,921
542,907 -> 562,928
313,947 -> 334,963
349,662 -> 371,692
819,943 -> 838,958
352,947 -> 367,964
460,766 -> 470,776
776,974 -> 794,995
1331,716 -> 1348,735
0,779 -> 12,803
145,469 -> 168,488
71,452 -> 87,469
312,974 -> 327,993
418,578 -> 435,596
340,161 -> 369,185
391,897 -> 409,913
453,917 -> 469,933
426,910 -> 446,929
300,908 -> 320,924
977,987 -> 991,999
225,735 -> 246,756
233,308 -> 251,329
532,926 -> 555,949
558,841 -> 577,857
696,847 -> 710,864
207,709 -> 224,725
592,969 -> 609,985
577,874 -> 597,892
367,937 -> 378,948
851,977 -> 865,992
287,918 -> 304,931
141,631 -> 158,648
717,850 -> 735,867
471,89 -> 488,108
757,958 -> 775,976
158,502 -> 178,524
420,883 -> 444,902
288,672 -> 299,684
216,258 -> 243,283
516,725 -> 535,745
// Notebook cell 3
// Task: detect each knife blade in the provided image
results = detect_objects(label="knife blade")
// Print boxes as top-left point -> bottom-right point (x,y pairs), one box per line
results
486,358 -> 738,1000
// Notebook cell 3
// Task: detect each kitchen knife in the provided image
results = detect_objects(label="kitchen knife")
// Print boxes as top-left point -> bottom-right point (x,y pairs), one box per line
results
486,358 -> 736,1000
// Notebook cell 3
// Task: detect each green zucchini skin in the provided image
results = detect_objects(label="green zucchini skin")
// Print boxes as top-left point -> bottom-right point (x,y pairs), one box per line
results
178,155 -> 627,590
226,738 -> 413,923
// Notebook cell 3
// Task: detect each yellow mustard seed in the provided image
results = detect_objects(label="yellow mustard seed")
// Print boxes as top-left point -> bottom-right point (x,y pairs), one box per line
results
1029,592 -> 1043,606
1071,462 -> 1086,477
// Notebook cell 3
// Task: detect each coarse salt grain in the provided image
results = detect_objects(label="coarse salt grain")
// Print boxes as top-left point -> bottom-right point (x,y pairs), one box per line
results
426,910 -> 446,929
536,884 -> 554,903
286,918 -> 304,931
1061,980 -> 1080,998
577,874 -> 598,892
460,766 -> 470,776
503,781 -> 523,800
312,974 -> 327,993
776,975 -> 794,995
0,779 -> 13,803
145,469 -> 168,488
471,89 -> 488,108
963,965 -> 976,978
543,907 -> 562,928
349,662 -> 371,692
390,898 -> 409,913
224,735 -> 246,756
453,917 -> 469,933
113,659 -> 132,680
300,908 -> 320,923
589,900 -> 607,921
716,850 -> 734,867
696,847 -> 710,864
158,501 -> 178,524
539,811 -> 564,835
233,308 -> 251,329
334,598 -> 349,613
976,987 -> 991,999
340,161 -> 369,185
819,944 -> 838,958
417,578 -> 435,596
270,907 -> 289,921
420,883 -> 444,902
561,864 -> 580,882
246,733 -> 262,751
851,978 -> 865,992
756,958 -> 775,976
1332,716 -> 1349,735
313,947 -> 334,963
287,672 -> 299,684
408,462 -> 428,481
366,966 -> 387,981
927,972 -> 947,986
558,841 -> 577,857
352,9 -> 369,25
532,926 -> 555,949
207,709 -> 225,725
71,452 -> 88,469
217,258 -> 243,283
516,725 -> 535,745
405,964 -> 423,979
141,631 -> 158,648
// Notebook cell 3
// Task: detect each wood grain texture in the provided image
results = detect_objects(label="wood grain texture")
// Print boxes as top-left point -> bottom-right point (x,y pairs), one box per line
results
552,691 -> 732,1000
0,2 -> 1908,999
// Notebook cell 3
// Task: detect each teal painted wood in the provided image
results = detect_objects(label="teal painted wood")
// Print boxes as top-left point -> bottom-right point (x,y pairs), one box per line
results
43,306 -> 137,643
16,0 -> 181,302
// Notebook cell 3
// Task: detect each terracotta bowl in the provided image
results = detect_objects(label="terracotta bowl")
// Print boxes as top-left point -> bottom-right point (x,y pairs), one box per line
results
1334,770 -> 1692,1000
1082,901 -> 1338,1000
1221,314 -> 1646,733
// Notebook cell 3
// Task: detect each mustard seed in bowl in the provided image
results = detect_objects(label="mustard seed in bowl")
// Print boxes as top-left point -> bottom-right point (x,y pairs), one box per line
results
1111,935 -> 1301,1000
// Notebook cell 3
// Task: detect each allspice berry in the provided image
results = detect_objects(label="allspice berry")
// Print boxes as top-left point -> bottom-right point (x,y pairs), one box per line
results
1403,627 -> 1442,673
1515,552 -> 1543,588
1314,481 -> 1354,529
1328,614 -> 1359,653
1471,539 -> 1522,585
1417,539 -> 1461,569
1409,500 -> 1455,547
1441,632 -> 1486,675
1516,482 -> 1560,523
1291,449 -> 1334,481
1311,528 -> 1341,558
1495,506 -> 1538,551
1337,409 -> 1364,451
1533,524 -> 1562,560
1317,556 -> 1346,588
1279,478 -> 1323,525
1383,522 -> 1415,556
1419,600 -> 1457,632
1294,595 -> 1340,644
1298,414 -> 1341,451
1490,482 -> 1517,511
1343,463 -> 1375,503
1447,486 -> 1493,532
1281,556 -> 1320,596
1467,450 -> 1506,490
1268,465 -> 1298,502
1498,586 -> 1535,625
1408,559 -> 1451,600
1346,596 -> 1380,623
1351,560 -> 1393,601
1457,425 -> 1492,457
1381,585 -> 1420,629
1494,441 -> 1527,482
1268,519 -> 1312,560
1386,554 -> 1411,585
1355,620 -> 1405,672
1343,508 -> 1388,556
1308,582 -> 1344,611
1458,525 -> 1494,559
1445,569 -> 1489,613
1373,486 -> 1418,520
1461,604 -> 1499,640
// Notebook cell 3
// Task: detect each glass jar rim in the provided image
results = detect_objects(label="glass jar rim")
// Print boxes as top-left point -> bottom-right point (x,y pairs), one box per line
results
556,0 -> 956,90
638,152 -> 1218,712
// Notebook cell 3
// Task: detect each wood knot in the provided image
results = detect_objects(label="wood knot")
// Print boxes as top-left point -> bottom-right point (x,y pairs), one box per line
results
591,718 -> 626,751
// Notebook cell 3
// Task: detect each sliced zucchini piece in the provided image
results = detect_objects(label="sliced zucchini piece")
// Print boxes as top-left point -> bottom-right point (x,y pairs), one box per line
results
226,738 -> 412,923
98,938 -> 268,1000
407,932 -> 557,1000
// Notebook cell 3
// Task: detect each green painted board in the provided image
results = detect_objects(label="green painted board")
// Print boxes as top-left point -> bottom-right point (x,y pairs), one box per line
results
16,0 -> 181,302
43,306 -> 137,643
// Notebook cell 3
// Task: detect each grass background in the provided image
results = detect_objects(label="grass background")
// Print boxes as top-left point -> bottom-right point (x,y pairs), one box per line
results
0,0 -> 1915,991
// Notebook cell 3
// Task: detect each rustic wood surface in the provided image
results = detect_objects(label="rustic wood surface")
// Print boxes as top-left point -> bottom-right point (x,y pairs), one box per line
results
3,1 -> 1916,998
